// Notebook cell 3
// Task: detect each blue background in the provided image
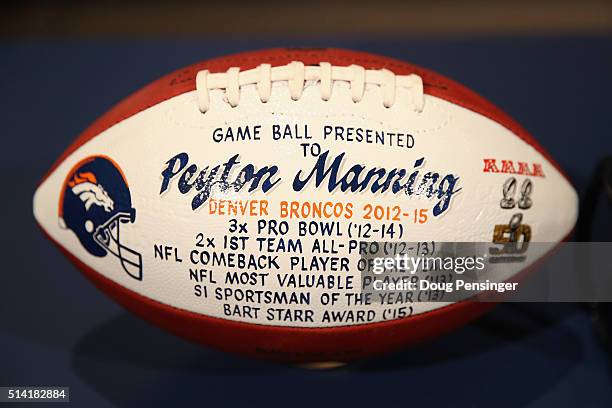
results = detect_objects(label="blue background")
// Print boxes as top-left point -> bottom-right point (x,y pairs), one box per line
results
1,37 -> 611,406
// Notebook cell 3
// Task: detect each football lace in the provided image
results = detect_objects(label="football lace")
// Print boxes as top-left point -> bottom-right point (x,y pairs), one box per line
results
195,61 -> 424,113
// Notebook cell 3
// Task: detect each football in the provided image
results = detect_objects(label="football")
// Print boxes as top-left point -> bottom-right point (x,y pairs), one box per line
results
33,48 -> 577,363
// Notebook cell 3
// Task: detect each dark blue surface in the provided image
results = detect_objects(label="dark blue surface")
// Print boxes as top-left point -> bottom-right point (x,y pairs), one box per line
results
1,37 -> 611,407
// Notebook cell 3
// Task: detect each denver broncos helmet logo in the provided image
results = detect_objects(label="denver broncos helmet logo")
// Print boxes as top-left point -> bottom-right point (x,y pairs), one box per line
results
68,171 -> 114,212
59,156 -> 143,280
